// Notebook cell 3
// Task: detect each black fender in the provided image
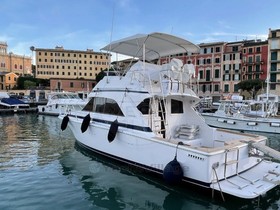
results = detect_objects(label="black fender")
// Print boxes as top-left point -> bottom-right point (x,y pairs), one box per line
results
81,114 -> 91,133
108,119 -> 119,142
61,115 -> 69,131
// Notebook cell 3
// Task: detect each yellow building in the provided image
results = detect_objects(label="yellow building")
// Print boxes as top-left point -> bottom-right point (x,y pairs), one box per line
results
0,41 -> 32,76
0,72 -> 19,90
34,46 -> 111,80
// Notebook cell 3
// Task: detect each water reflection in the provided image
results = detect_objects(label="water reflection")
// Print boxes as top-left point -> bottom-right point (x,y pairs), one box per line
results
59,143 -> 228,210
0,114 -> 280,209
61,139 -> 280,210
0,114 -> 74,170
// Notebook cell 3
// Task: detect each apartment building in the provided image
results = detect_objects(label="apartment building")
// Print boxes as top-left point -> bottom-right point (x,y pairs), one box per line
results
34,46 -> 111,80
0,41 -> 32,76
196,42 -> 225,100
268,28 -> 280,94
242,40 -> 268,81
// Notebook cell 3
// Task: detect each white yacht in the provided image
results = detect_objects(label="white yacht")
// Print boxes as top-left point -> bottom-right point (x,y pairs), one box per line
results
38,92 -> 87,116
59,32 -> 280,200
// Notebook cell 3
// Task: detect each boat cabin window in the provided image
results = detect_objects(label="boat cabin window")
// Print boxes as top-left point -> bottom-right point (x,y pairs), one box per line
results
83,97 -> 124,116
137,98 -> 150,115
171,99 -> 183,113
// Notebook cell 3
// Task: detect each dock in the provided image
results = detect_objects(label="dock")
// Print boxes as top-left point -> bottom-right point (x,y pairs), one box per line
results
0,107 -> 38,115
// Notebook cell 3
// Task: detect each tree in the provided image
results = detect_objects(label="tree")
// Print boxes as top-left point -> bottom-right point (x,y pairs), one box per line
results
95,68 -> 117,83
24,80 -> 36,89
17,76 -> 50,89
237,79 -> 265,99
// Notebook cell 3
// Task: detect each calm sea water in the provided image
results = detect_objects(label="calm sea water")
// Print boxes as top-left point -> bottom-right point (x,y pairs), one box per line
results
0,114 -> 280,210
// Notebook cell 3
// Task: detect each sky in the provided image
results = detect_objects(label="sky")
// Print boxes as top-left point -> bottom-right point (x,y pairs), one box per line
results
1,0 -> 280,61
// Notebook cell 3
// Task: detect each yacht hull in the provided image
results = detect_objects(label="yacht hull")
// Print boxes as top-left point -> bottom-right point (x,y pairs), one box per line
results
202,113 -> 280,134
62,115 -> 280,199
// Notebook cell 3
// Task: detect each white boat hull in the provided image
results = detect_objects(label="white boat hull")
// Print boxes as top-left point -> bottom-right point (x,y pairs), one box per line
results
202,113 -> 280,134
61,114 -> 280,199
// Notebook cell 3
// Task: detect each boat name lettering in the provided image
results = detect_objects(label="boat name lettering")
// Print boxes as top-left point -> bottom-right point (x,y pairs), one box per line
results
188,154 -> 204,161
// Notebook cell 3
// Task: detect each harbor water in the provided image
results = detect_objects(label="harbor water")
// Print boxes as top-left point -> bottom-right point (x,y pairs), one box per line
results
0,114 -> 280,210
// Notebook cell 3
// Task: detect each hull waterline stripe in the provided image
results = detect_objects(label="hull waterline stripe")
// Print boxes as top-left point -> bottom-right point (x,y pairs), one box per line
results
68,114 -> 152,132
93,89 -> 149,94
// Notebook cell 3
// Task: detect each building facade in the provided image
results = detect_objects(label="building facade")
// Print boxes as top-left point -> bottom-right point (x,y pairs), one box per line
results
268,28 -> 280,94
196,42 -> 225,101
49,78 -> 96,93
0,72 -> 19,90
242,40 -> 268,81
34,46 -> 111,80
0,42 -> 32,76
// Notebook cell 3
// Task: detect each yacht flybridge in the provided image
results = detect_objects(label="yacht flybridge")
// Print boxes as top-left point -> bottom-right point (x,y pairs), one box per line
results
59,32 -> 280,200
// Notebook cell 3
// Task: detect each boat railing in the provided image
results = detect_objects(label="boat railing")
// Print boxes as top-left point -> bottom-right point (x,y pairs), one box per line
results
159,69 -> 196,96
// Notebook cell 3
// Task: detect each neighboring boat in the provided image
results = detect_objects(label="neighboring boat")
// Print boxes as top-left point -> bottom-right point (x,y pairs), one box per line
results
59,32 -> 280,200
38,92 -> 87,116
0,92 -> 30,112
201,93 -> 280,133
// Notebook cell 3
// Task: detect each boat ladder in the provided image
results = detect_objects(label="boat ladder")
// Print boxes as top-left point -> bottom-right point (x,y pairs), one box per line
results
155,99 -> 168,137
223,147 -> 255,189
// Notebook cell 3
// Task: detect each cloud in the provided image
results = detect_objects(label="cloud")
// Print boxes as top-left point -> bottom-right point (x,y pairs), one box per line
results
198,31 -> 268,43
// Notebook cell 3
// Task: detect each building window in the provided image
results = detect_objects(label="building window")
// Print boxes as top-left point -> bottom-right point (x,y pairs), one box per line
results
234,84 -> 239,92
271,63 -> 277,71
224,84 -> 229,92
271,52 -> 277,60
215,47 -> 220,53
214,84 -> 219,92
206,70 -> 211,81
214,69 -> 219,78
232,46 -> 238,52
199,70 -> 203,79
225,74 -> 229,81
70,82 -> 74,88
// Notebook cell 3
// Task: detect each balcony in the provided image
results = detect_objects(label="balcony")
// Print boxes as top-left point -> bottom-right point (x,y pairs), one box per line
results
243,60 -> 264,65
270,69 -> 280,73
270,59 -> 280,63
244,70 -> 264,75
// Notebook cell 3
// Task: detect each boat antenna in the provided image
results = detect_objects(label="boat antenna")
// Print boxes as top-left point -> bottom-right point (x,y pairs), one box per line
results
106,3 -> 115,82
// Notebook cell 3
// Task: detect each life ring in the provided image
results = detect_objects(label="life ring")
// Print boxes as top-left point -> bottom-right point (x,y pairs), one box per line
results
81,114 -> 91,133
108,119 -> 119,142
61,115 -> 69,131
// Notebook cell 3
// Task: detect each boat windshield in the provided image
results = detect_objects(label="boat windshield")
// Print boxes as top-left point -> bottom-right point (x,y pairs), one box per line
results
83,97 -> 124,116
